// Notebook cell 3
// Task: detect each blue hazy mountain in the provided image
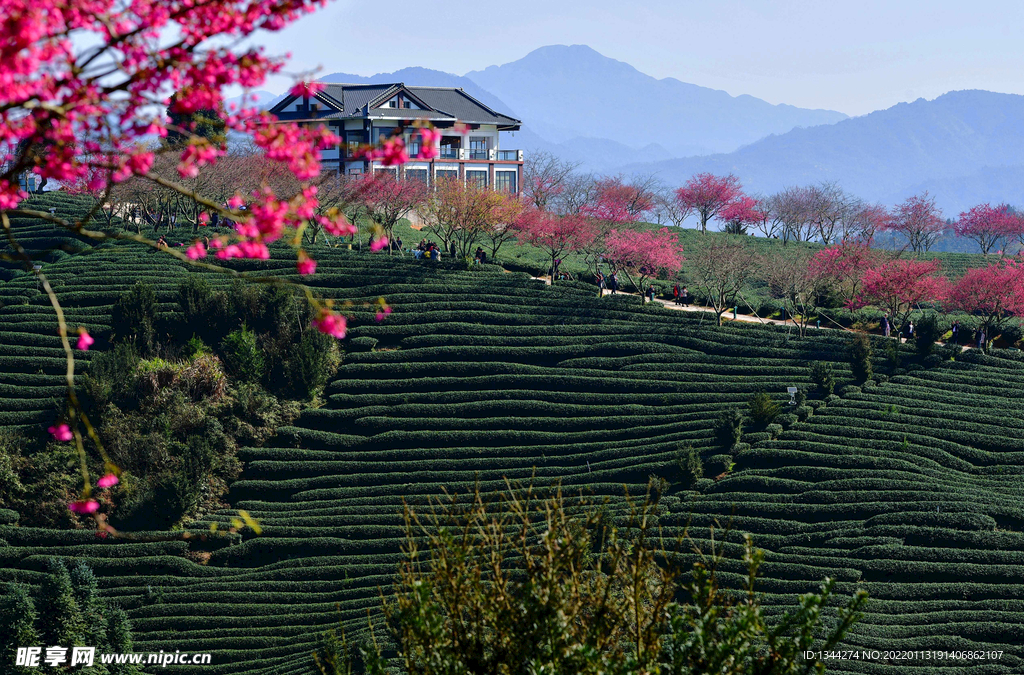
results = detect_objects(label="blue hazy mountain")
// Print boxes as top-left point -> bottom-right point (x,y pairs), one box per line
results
465,44 -> 847,157
621,90 -> 1024,212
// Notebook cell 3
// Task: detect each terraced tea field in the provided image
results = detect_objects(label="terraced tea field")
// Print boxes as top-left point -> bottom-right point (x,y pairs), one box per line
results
2,223 -> 1023,673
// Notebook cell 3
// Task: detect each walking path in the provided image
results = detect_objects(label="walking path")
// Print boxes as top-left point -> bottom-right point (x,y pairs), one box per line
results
530,274 -> 977,349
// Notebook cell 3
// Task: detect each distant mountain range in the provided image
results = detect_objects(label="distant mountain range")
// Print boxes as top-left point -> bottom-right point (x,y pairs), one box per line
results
623,90 -> 1024,214
465,45 -> 846,157
286,46 -> 846,172
251,45 -> 1024,212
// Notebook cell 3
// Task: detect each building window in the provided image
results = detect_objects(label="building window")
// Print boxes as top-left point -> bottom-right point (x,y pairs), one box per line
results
374,167 -> 398,179
494,171 -> 517,193
373,127 -> 399,144
435,169 -> 458,183
469,137 -> 489,160
406,169 -> 428,185
310,103 -> 318,112
347,167 -> 363,175
466,170 -> 487,189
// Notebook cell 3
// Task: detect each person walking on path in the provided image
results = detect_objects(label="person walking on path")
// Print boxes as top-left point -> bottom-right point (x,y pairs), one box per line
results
951,321 -> 959,343
596,271 -> 605,293
681,286 -> 689,307
882,315 -> 890,338
977,328 -> 986,350
610,271 -> 619,294
673,284 -> 680,305
647,286 -> 656,303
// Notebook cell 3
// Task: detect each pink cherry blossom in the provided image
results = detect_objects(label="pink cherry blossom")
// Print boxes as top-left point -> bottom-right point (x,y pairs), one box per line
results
68,500 -> 100,514
76,329 -> 94,351
290,80 -> 325,97
297,252 -> 316,275
97,473 -> 119,489
369,235 -> 389,252
48,423 -> 73,442
416,128 -> 440,159
187,241 -> 207,259
312,310 -> 347,338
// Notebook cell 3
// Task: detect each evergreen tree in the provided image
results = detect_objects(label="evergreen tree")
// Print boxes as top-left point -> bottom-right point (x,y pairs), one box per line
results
105,607 -> 143,675
0,582 -> 40,675
36,558 -> 86,649
165,90 -> 226,148
850,333 -> 873,383
70,562 -> 110,651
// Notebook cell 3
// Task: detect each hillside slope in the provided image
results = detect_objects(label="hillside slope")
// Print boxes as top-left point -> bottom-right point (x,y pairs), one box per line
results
0,234 -> 1022,674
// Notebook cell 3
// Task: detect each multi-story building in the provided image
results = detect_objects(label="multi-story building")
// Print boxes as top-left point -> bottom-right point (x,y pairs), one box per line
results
270,83 -> 523,193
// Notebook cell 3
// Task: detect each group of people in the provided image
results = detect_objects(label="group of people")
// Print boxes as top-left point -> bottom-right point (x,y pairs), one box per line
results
414,238 -> 442,260
671,284 -> 690,307
595,270 -> 619,294
881,315 -> 989,348
474,247 -> 489,265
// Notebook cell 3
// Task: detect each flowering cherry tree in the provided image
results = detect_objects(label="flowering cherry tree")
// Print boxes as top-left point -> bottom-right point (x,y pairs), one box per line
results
603,228 -> 684,303
954,203 -> 1022,256
581,176 -> 657,224
807,240 -> 881,306
674,173 -> 743,234
518,211 -> 598,284
717,195 -> 763,235
0,0 -> 437,525
950,260 -> 1024,336
884,193 -> 946,253
356,172 -> 428,253
849,259 -> 949,328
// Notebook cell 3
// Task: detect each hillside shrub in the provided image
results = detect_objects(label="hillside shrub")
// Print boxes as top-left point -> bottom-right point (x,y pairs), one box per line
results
287,330 -> 342,399
766,423 -> 783,440
915,313 -> 944,356
111,281 -> 157,356
810,361 -> 835,396
221,324 -> 265,384
676,444 -> 703,487
713,409 -> 743,449
320,486 -> 866,675
850,333 -> 873,383
747,391 -> 780,425
774,413 -> 798,429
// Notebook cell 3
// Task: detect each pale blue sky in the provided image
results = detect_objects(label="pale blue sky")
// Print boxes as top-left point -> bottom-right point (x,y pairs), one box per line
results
254,0 -> 1024,116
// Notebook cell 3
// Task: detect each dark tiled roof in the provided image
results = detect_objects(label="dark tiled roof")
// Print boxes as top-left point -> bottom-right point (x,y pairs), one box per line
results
406,87 -> 520,127
367,108 -> 453,120
276,82 -> 521,128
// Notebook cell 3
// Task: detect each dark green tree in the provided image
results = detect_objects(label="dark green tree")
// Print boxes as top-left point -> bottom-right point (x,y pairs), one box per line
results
70,561 -> 110,649
221,324 -> 265,383
36,558 -> 86,648
747,391 -> 781,425
810,361 -> 835,396
111,282 -> 158,356
850,333 -> 873,383
106,606 -> 143,675
0,583 -> 40,675
165,91 -> 226,148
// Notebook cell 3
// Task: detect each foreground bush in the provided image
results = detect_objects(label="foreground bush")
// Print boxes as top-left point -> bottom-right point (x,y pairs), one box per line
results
314,485 -> 867,674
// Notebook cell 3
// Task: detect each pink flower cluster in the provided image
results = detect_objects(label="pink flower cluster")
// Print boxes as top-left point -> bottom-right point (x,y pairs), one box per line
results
0,0 -> 333,210
312,309 -> 347,338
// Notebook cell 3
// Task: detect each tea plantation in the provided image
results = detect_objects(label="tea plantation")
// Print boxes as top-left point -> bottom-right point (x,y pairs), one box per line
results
1,206 -> 1023,674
